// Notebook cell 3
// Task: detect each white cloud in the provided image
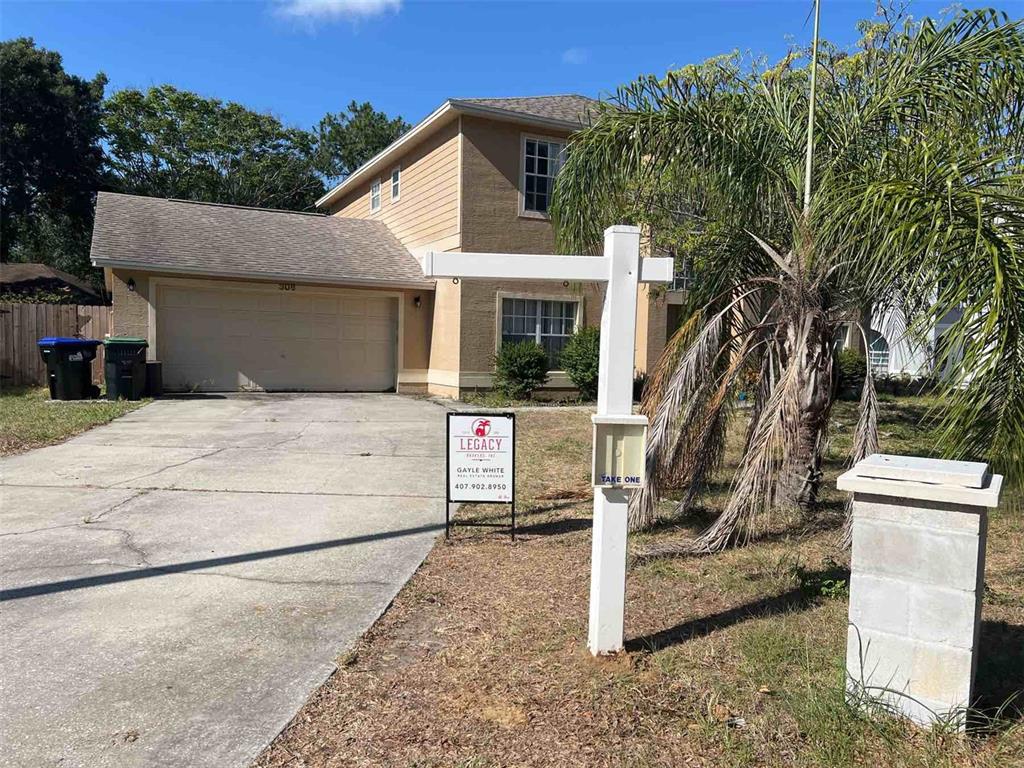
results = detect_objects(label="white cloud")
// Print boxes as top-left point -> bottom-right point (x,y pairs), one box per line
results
275,0 -> 402,23
561,47 -> 589,65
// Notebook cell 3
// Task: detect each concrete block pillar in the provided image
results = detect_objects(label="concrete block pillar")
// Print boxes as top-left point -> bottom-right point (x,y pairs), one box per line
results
837,454 -> 1003,726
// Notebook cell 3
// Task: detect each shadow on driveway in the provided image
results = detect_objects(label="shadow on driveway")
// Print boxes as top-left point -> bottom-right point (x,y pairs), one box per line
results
0,521 -> 446,601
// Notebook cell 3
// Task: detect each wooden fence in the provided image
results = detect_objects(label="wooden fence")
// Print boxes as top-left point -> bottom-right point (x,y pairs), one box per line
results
0,303 -> 111,388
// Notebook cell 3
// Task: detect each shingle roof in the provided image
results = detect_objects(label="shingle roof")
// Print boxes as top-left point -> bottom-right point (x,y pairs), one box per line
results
456,94 -> 601,126
0,263 -> 104,300
90,192 -> 432,287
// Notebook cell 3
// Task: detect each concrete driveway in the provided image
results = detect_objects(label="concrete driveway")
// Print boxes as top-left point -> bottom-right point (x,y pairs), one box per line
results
0,394 -> 446,768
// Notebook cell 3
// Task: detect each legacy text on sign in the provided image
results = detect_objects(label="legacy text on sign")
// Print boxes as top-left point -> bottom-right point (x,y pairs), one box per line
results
446,413 -> 515,503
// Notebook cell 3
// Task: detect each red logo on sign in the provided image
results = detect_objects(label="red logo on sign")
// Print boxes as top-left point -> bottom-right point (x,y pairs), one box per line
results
472,418 -> 491,437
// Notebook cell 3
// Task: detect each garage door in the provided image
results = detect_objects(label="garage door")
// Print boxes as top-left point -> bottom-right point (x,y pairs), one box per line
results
155,282 -> 398,392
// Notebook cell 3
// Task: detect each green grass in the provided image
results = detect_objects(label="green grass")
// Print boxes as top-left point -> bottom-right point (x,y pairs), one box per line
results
0,386 -> 148,455
459,389 -> 593,408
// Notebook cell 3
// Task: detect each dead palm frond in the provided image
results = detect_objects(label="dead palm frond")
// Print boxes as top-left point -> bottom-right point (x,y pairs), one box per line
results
554,9 -> 1024,556
839,359 -> 880,548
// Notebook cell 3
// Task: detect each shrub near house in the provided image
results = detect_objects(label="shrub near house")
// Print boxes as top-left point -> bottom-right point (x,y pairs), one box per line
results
493,341 -> 549,400
560,326 -> 600,400
837,349 -> 867,400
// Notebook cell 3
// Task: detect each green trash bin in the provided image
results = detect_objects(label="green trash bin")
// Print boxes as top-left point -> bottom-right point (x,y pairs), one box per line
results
104,337 -> 149,400
37,337 -> 102,400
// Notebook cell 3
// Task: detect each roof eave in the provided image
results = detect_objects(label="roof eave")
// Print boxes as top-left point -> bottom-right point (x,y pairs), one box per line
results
315,100 -> 585,210
315,101 -> 457,210
448,99 -> 583,133
91,257 -> 436,292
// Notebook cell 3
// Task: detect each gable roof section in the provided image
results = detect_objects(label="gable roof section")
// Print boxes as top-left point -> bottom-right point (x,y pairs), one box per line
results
316,94 -> 602,210
455,95 -> 599,125
90,192 -> 432,289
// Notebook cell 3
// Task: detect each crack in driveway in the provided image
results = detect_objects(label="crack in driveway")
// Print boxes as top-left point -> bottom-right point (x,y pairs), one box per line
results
2,560 -> 395,590
111,448 -> 228,488
83,490 -> 148,523
0,522 -> 84,538
0,491 -> 147,538
1,561 -> 141,574
267,421 -> 313,449
0,393 -> 446,768
161,571 -> 395,588
1,482 -> 445,499
85,525 -> 152,567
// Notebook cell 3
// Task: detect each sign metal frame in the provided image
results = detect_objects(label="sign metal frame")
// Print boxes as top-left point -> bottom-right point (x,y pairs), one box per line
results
445,411 -> 517,540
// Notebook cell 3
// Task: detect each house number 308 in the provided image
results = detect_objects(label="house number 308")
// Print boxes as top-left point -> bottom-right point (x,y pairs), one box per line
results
278,283 -> 296,291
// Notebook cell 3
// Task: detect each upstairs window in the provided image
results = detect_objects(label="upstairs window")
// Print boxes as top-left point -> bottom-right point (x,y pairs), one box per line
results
501,297 -> 578,367
522,137 -> 565,215
391,167 -> 401,201
370,178 -> 381,212
671,253 -> 695,292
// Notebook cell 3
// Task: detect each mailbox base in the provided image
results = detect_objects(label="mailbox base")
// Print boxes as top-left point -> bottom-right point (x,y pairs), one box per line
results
838,456 -> 1001,729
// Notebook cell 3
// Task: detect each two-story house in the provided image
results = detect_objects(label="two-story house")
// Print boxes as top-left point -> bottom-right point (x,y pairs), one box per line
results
92,95 -> 670,397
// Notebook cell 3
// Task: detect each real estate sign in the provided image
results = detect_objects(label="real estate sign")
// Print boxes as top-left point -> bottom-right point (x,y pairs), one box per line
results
426,227 -> 672,653
446,412 -> 515,503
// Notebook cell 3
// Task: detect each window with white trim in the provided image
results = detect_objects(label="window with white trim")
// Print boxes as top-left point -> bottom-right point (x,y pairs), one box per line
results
522,137 -> 565,214
391,167 -> 401,201
868,329 -> 891,376
500,297 -> 578,367
370,178 -> 381,212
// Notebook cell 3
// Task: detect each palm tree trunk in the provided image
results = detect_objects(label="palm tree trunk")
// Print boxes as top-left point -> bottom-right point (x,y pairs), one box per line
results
785,317 -> 836,509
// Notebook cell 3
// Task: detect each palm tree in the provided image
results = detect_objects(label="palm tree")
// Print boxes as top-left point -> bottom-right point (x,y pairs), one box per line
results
551,8 -> 1024,554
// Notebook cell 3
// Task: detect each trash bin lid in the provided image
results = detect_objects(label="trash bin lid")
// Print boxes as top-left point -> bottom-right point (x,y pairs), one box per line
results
104,336 -> 149,346
37,337 -> 101,349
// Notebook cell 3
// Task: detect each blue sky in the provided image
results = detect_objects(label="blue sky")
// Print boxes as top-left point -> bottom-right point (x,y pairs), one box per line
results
2,1 -> 986,130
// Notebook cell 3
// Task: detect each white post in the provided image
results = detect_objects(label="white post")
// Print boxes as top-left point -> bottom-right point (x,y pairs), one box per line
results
588,225 -> 641,655
422,225 -> 670,657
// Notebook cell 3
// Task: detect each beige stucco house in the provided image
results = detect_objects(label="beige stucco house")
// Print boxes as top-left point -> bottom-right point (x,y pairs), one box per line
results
92,95 -> 672,397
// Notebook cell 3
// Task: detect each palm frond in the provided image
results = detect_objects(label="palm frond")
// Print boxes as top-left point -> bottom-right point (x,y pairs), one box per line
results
840,355 -> 880,548
553,9 -> 1024,558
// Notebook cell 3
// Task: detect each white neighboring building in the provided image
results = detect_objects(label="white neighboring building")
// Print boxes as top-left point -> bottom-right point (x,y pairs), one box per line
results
839,306 -> 964,379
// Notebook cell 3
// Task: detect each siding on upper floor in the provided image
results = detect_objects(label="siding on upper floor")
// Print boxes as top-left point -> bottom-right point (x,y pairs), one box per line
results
459,114 -> 571,254
320,108 -> 670,395
328,118 -> 461,253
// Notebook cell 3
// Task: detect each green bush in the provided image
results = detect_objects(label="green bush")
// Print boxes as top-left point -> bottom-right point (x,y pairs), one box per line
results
633,371 -> 648,403
837,348 -> 867,400
560,326 -> 600,400
493,341 -> 549,400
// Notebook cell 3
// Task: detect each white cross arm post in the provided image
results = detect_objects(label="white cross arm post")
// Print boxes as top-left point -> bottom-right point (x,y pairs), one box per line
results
424,226 -> 673,656
422,249 -> 673,284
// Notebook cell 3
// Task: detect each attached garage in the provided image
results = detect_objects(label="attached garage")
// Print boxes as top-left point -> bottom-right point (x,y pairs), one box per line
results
90,193 -> 434,394
155,281 -> 398,392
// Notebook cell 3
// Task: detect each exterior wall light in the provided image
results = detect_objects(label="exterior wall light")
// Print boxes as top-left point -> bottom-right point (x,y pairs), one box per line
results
127,278 -> 136,292
414,295 -> 422,308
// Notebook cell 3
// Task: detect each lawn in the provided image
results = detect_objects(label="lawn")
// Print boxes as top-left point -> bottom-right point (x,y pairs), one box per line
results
0,386 -> 147,456
256,397 -> 1023,768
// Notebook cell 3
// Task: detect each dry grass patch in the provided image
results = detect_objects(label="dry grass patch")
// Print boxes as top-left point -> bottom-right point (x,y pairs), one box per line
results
255,400 -> 1023,768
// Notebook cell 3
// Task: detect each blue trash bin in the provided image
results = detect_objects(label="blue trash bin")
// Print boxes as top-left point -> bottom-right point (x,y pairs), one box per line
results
37,337 -> 102,400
